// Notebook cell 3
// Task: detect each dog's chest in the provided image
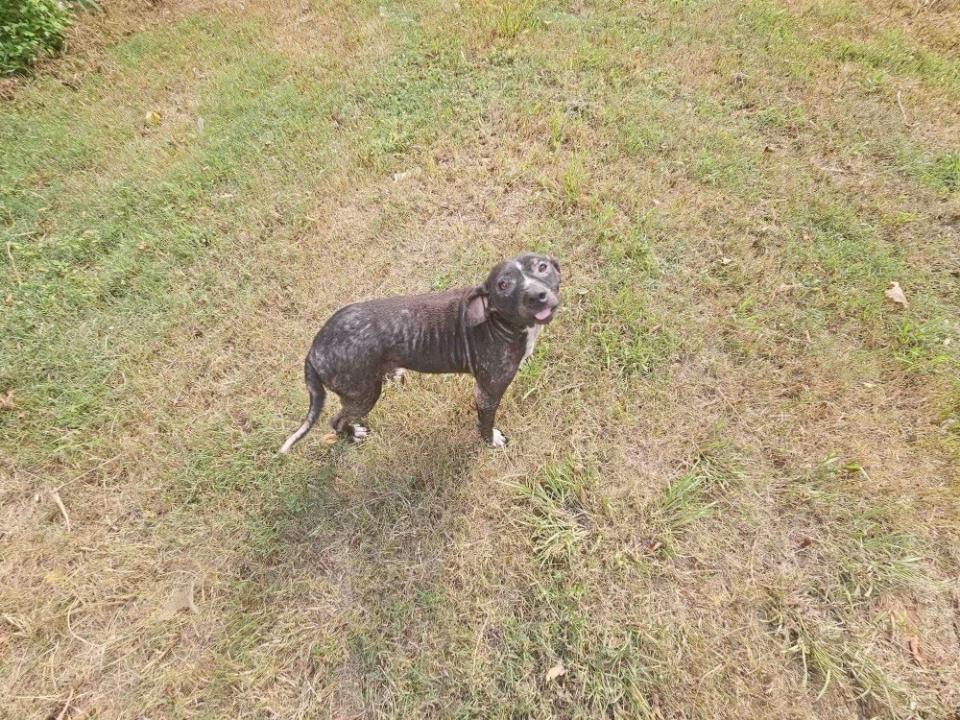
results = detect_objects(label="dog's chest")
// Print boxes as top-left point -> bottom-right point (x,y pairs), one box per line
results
522,324 -> 543,364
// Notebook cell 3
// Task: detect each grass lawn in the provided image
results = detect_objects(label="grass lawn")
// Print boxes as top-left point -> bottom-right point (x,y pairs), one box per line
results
2,0 -> 959,717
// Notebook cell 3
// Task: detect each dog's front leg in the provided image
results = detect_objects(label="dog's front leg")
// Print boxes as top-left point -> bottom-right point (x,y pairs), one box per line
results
474,381 -> 509,448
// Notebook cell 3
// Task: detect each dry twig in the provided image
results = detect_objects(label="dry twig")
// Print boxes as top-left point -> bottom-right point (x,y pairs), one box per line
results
49,489 -> 71,531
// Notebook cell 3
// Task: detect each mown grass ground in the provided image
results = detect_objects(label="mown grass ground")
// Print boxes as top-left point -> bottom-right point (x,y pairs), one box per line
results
2,0 -> 959,717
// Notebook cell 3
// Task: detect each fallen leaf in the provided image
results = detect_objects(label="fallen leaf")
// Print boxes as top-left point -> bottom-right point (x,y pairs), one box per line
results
545,661 -> 566,682
0,390 -> 14,410
44,569 -> 67,585
164,579 -> 199,617
320,432 -> 339,445
392,167 -> 420,182
144,110 -> 162,126
884,281 -> 908,308
907,636 -> 924,666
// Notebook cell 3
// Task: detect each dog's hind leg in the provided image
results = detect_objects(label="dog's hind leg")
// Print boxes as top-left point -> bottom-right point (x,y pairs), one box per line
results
279,358 -> 327,454
330,381 -> 382,443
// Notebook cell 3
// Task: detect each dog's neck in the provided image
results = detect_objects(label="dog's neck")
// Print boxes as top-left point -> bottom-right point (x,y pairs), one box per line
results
486,311 -> 530,342
461,301 -> 528,377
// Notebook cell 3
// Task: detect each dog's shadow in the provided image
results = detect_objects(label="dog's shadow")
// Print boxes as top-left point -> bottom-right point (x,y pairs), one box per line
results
219,429 -> 483,713
262,422 -> 481,578
317,428 -> 478,526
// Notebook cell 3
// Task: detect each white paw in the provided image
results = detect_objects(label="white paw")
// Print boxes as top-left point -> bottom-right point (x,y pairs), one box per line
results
490,428 -> 508,448
349,424 -> 369,442
388,368 -> 407,384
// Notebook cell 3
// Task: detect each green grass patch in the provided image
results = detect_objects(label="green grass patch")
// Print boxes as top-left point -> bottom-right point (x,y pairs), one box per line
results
509,459 -> 595,567
787,198 -> 903,321
734,1 -> 798,47
585,283 -> 678,378
765,591 -> 910,714
471,0 -> 543,44
1,17 -> 345,452
691,132 -> 761,190
648,449 -> 743,551
923,151 -> 960,194
788,457 -> 931,608
834,29 -> 960,92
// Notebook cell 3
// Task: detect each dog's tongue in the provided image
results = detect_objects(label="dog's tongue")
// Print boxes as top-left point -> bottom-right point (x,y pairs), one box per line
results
535,308 -> 552,321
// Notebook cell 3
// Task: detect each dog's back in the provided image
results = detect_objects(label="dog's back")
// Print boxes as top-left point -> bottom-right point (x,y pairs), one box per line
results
311,287 -> 473,384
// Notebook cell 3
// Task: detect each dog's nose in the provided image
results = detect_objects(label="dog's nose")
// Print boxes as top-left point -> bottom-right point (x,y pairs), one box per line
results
527,286 -> 559,308
527,288 -> 548,304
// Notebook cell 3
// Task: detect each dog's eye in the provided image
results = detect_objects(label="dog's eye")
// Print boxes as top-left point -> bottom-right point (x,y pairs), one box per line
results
537,262 -> 548,272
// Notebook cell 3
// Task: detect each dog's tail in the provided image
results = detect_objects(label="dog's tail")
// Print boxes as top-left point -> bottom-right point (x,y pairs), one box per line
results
279,357 -> 326,454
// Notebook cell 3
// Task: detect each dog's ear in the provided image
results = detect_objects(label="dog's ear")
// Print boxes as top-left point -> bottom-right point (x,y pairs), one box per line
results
549,256 -> 561,274
465,286 -> 488,326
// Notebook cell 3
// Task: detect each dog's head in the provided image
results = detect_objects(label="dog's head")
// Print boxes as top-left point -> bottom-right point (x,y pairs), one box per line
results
467,252 -> 561,327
